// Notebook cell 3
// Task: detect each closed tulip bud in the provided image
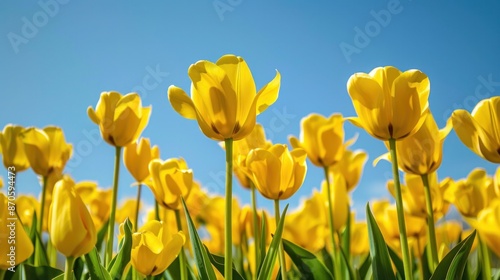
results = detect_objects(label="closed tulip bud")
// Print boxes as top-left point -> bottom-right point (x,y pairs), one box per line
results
16,195 -> 40,228
48,176 -> 97,257
321,174 -> 348,231
246,144 -> 307,200
329,149 -> 367,192
451,96 -> 500,163
21,126 -> 72,177
168,54 -> 281,141
124,138 -> 160,183
148,158 -> 193,210
0,124 -> 30,171
347,66 -> 430,140
289,113 -> 348,167
444,168 -> 496,218
475,200 -> 500,257
87,91 -> 151,147
0,193 -> 33,269
131,220 -> 185,276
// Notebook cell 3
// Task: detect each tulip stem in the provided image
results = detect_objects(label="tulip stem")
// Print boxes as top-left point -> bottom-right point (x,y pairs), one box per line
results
175,209 -> 188,280
35,175 -> 48,266
134,183 -> 142,231
105,146 -> 122,265
250,180 -> 261,276
224,138 -> 234,280
478,235 -> 492,280
274,199 -> 287,280
323,167 -> 342,280
421,173 -> 439,271
0,269 -> 6,280
64,256 -> 75,280
388,138 -> 413,280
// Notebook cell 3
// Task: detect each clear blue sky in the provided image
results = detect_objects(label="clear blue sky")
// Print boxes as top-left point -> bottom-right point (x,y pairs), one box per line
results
1,1 -> 499,219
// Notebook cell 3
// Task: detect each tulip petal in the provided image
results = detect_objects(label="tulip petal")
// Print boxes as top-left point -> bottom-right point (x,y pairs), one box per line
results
21,128 -> 50,175
168,86 -> 197,120
255,70 -> 281,114
247,148 -> 281,199
288,135 -> 301,149
373,152 -> 390,167
471,97 -> 500,145
154,232 -> 186,276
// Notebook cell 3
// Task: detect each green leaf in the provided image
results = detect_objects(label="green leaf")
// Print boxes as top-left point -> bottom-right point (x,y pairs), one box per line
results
387,245 -> 405,280
338,246 -> 356,280
282,238 -> 333,279
257,204 -> 289,280
181,197 -> 217,280
366,203 -> 396,280
430,230 -> 476,280
167,254 -> 196,280
206,249 -> 245,280
342,206 -> 351,262
108,218 -> 133,280
96,218 -> 110,253
27,212 -> 49,267
6,263 -> 62,280
84,247 -> 112,280
257,210 -> 268,275
320,247 -> 334,276
357,254 -> 371,280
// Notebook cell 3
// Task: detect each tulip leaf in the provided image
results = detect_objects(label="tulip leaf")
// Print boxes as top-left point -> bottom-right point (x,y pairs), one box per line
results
320,247 -> 334,275
257,210 -> 268,275
96,218 -> 110,253
167,254 -> 196,280
181,198 -> 217,280
365,203 -> 396,280
430,230 -> 476,280
357,254 -> 371,280
281,238 -> 333,279
387,245 -> 405,280
84,247 -> 112,280
338,246 -> 356,280
5,263 -> 62,280
107,218 -> 133,280
206,248 -> 245,280
257,204 -> 289,280
27,212 -> 49,267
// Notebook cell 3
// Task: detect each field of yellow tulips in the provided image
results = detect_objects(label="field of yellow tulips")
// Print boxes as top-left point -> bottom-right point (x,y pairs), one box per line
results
1,54 -> 500,280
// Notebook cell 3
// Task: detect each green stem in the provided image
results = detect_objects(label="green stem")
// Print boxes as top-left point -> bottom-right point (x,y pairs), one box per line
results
224,138 -> 234,280
478,235 -> 492,280
35,175 -> 48,266
0,269 -> 6,280
154,201 -> 160,221
421,173 -> 439,271
134,183 -> 142,231
323,167 -> 342,280
105,146 -> 122,265
388,138 -> 413,280
175,209 -> 188,280
274,200 -> 287,280
64,256 -> 75,280
250,180 -> 260,279
47,240 -> 57,267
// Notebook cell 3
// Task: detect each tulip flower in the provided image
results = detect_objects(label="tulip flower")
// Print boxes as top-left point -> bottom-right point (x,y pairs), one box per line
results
321,175 -> 349,232
451,96 -> 500,163
124,137 -> 160,183
350,221 -> 369,257
148,158 -> 193,210
346,66 -> 430,141
21,126 -> 72,177
329,149 -> 367,192
168,54 -> 280,141
435,221 -> 462,260
48,176 -> 97,257
246,144 -> 307,200
116,198 -> 142,225
130,220 -> 185,276
476,199 -> 500,257
289,113 -> 348,167
16,194 -> 40,228
0,193 -> 34,270
87,91 -> 151,147
0,124 -> 30,172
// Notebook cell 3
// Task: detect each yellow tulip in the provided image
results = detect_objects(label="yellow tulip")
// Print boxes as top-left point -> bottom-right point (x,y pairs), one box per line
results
131,220 -> 185,276
289,113 -> 348,167
246,144 -> 307,200
168,54 -> 281,141
346,66 -> 430,140
74,181 -> 112,231
87,91 -> 151,147
321,174 -> 348,231
494,167 -> 500,197
451,96 -> 500,163
350,221 -> 369,257
283,190 -> 327,253
124,137 -> 160,183
443,168 -> 496,218
116,198 -> 142,225
16,195 -> 40,228
0,193 -> 34,269
0,124 -> 30,171
329,149 -> 367,192
148,158 -> 193,210
21,126 -> 72,177
435,221 -> 462,260
475,199 -> 500,257
48,176 -> 97,257
387,172 -> 451,219
380,113 -> 452,175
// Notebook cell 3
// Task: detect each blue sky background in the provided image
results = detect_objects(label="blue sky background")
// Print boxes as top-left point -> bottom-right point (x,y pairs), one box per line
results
1,1 -> 500,220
